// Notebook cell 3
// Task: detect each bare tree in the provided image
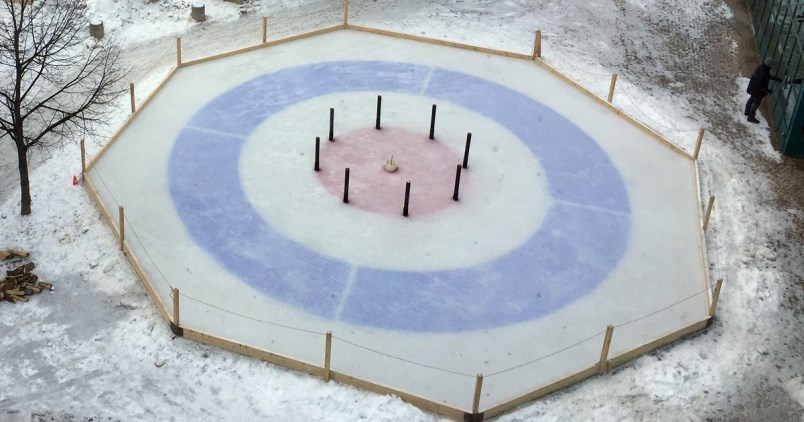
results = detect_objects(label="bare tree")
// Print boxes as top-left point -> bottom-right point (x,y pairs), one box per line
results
0,0 -> 126,215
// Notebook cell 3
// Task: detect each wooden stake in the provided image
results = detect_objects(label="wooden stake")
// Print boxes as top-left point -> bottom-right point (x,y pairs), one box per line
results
429,104 -> 437,140
453,165 -> 462,201
462,133 -> 472,169
693,128 -> 705,160
324,331 -> 332,382
376,95 -> 382,130
343,168 -> 350,204
403,181 -> 411,217
129,82 -> 135,113
598,325 -> 614,374
532,30 -> 541,59
607,73 -> 618,103
118,205 -> 125,251
314,137 -> 321,172
80,139 -> 86,174
472,373 -> 484,414
262,16 -> 268,44
709,278 -> 723,317
329,108 -> 335,141
703,195 -> 715,231
176,37 -> 182,66
343,0 -> 349,26
171,287 -> 183,336
172,288 -> 180,326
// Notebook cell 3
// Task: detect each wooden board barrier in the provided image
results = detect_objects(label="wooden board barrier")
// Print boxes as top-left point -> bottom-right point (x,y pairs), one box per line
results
349,25 -> 532,61
607,319 -> 709,369
483,319 -> 709,418
180,25 -> 344,68
183,327 -> 324,378
82,175 -> 171,323
482,365 -> 599,419
86,67 -> 180,172
532,57 -> 692,159
329,370 -> 466,420
692,162 -> 713,310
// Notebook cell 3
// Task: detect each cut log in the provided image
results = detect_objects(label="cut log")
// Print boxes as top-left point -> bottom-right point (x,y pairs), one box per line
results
0,249 -> 29,260
6,262 -> 34,277
1,262 -> 51,304
0,249 -> 28,260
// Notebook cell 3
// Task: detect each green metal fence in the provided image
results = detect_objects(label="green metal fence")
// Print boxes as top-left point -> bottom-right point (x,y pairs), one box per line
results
746,0 -> 804,157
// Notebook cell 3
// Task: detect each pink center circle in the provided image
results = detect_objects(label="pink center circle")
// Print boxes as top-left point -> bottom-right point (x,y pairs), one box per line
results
316,127 -> 468,216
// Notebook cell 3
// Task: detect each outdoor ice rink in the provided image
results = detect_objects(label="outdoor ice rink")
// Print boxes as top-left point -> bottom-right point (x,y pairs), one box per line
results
86,29 -> 712,411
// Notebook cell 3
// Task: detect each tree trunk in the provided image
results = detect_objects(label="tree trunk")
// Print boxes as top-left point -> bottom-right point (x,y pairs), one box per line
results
17,144 -> 31,215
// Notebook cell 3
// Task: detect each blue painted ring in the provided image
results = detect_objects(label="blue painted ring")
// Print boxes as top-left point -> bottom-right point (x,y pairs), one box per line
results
169,61 -> 631,332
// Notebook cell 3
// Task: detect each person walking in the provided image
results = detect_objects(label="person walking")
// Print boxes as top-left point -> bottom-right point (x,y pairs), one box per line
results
745,57 -> 783,124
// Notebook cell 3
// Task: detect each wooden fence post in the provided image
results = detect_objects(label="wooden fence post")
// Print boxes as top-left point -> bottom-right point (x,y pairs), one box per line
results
262,16 -> 268,44
118,206 -> 125,251
171,287 -> 184,336
324,331 -> 332,382
607,73 -> 618,103
708,278 -> 723,318
129,83 -> 135,113
598,325 -> 614,374
80,139 -> 86,174
176,37 -> 182,66
343,0 -> 349,26
703,195 -> 715,231
472,373 -> 484,414
693,128 -> 705,160
532,29 -> 541,59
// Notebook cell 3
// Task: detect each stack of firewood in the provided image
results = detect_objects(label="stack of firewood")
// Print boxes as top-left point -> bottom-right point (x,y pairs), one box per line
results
1,250 -> 53,304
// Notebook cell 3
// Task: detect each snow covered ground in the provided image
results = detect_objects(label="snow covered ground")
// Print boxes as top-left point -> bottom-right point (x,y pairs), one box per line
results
1,1 -> 802,421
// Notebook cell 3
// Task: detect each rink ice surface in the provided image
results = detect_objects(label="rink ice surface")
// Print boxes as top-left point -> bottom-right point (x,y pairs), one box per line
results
87,29 -> 711,410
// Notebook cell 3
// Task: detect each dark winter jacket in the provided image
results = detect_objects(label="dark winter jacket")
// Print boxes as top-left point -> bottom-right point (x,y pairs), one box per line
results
747,64 -> 782,97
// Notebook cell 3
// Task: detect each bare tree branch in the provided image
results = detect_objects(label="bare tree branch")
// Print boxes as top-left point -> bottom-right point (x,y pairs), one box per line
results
0,0 -> 128,214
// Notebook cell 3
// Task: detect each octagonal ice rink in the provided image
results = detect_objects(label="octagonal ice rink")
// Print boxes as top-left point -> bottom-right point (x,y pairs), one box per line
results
85,28 -> 712,414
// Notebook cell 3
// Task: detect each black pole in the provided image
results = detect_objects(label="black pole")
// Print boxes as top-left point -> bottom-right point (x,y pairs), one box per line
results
403,181 -> 411,217
343,168 -> 350,204
314,137 -> 320,171
453,165 -> 462,201
376,95 -> 382,130
463,133 -> 472,169
429,104 -> 437,140
329,108 -> 335,141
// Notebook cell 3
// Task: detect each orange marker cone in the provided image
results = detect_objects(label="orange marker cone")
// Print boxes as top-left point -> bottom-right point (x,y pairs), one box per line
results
72,175 -> 79,186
